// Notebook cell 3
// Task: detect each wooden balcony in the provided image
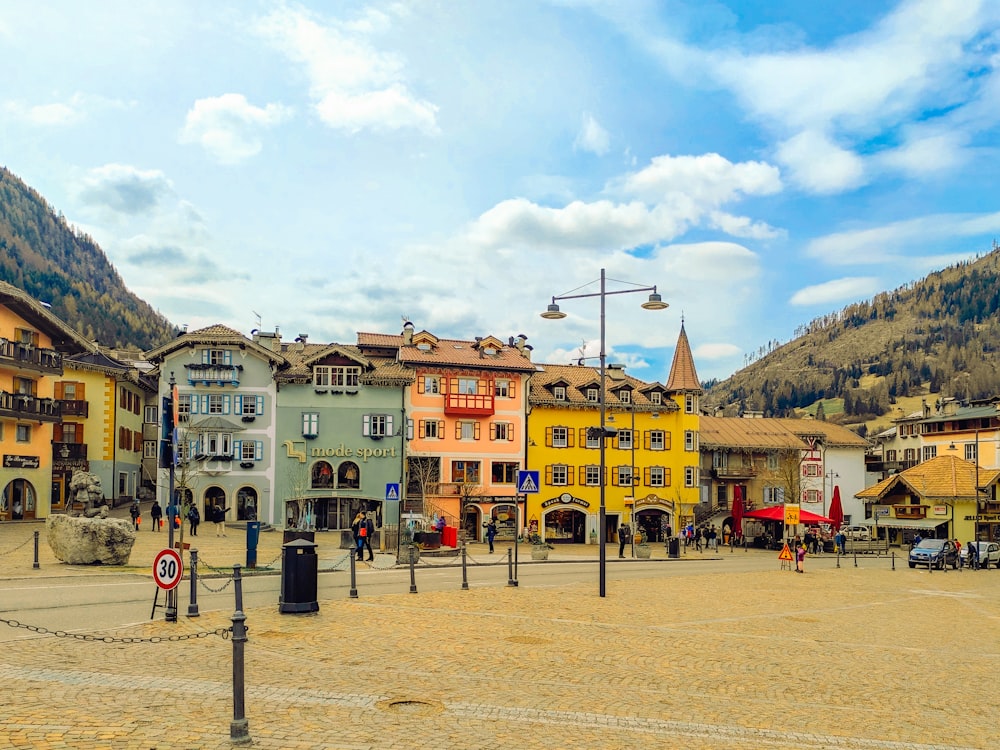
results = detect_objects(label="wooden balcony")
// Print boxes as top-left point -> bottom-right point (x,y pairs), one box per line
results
0,391 -> 60,422
444,392 -> 494,416
0,340 -> 62,374
712,465 -> 756,479
893,504 -> 928,519
57,399 -> 89,417
185,363 -> 242,386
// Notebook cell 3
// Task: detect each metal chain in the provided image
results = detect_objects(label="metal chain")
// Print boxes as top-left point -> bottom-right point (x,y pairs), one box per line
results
464,550 -> 511,567
0,617 -> 230,643
198,575 -> 234,593
0,535 -> 35,556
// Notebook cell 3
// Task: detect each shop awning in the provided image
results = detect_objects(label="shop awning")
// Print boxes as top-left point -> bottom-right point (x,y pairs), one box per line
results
870,518 -> 944,530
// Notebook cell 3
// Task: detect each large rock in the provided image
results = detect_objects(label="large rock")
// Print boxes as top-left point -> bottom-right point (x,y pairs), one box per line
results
46,515 -> 137,565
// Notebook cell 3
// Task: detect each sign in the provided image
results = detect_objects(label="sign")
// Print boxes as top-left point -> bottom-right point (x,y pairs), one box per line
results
516,470 -> 540,494
385,483 -> 400,502
778,543 -> 794,562
152,548 -> 184,590
3,454 -> 40,469
541,494 -> 590,509
783,504 -> 800,525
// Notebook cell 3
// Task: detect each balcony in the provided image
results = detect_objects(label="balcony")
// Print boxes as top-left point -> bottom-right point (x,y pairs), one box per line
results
0,340 -> 62,375
893,504 -> 928,519
712,465 -> 756,479
57,399 -> 89,417
0,391 -> 60,423
53,442 -> 88,460
444,392 -> 494,416
185,363 -> 242,386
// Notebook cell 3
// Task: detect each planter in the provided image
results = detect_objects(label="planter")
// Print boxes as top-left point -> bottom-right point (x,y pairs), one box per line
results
635,544 -> 652,559
397,546 -> 421,564
531,546 -> 551,561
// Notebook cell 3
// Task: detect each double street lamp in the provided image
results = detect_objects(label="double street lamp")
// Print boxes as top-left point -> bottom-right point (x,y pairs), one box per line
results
541,268 -> 668,597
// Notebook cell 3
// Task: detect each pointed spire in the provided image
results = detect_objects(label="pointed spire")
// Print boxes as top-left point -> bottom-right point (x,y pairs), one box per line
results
665,321 -> 701,392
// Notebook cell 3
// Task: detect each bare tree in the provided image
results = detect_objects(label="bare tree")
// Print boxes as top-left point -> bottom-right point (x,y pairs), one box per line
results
406,456 -> 440,519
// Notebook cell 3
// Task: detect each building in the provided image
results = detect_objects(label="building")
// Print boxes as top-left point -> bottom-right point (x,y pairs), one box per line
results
0,281 -> 89,519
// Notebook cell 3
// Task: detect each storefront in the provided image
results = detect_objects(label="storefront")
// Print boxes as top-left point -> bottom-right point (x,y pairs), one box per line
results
632,495 -> 674,542
540,493 -> 590,544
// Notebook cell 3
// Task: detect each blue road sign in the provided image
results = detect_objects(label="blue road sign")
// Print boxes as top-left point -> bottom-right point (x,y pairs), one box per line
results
385,483 -> 400,502
516,470 -> 540,494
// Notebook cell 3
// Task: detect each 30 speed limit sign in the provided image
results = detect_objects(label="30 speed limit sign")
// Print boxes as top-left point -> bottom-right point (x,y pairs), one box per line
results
152,548 -> 184,590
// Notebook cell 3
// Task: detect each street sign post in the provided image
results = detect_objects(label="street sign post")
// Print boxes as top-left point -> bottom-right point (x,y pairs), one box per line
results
152,548 -> 184,590
516,470 -> 539,494
385,483 -> 400,502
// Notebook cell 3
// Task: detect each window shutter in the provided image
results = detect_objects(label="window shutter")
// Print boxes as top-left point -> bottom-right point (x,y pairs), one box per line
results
223,395 -> 231,414
77,383 -> 85,399
386,415 -> 394,435
545,426 -> 553,447
362,414 -> 371,436
256,396 -> 263,415
489,422 -> 497,440
578,427 -> 587,445
455,421 -> 462,440
53,424 -> 63,441
54,382 -> 64,399
644,467 -> 651,485
567,428 -> 575,448
200,394 -> 209,414
224,350 -> 232,365
509,380 -> 516,398
234,440 -> 242,458
643,431 -> 651,450
664,468 -> 672,486
566,467 -> 574,486
419,420 -> 426,438
255,441 -> 263,461
235,395 -> 242,413
442,378 -> 450,395
473,422 -> 481,440
507,423 -> 514,442
417,377 -> 425,394
202,349 -> 210,364
578,466 -> 586,484
545,465 -> 553,484
664,432 -> 672,450
611,468 -> 620,487
613,432 -> 621,450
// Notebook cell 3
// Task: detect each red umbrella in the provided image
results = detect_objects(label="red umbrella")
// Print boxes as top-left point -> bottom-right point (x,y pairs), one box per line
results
828,486 -> 844,531
743,506 -> 833,524
731,485 -> 744,537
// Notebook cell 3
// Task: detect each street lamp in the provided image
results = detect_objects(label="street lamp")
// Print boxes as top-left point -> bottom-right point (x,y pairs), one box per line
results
541,268 -> 668,597
824,470 -> 838,518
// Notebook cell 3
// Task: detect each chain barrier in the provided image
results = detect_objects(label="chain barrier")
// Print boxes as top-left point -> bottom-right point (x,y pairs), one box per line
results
464,548 -> 513,567
198,575 -> 235,594
0,616 -> 230,643
0,535 -> 35,556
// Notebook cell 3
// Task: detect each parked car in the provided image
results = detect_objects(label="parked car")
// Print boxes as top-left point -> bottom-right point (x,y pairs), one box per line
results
842,525 -> 871,541
960,541 -> 1000,569
908,539 -> 958,569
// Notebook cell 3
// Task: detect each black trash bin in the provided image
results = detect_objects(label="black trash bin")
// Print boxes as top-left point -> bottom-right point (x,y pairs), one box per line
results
279,538 -> 319,614
246,521 -> 262,568
668,537 -> 680,559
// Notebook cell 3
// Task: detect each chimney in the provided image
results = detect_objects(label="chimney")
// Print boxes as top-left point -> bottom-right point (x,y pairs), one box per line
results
295,334 -> 308,352
514,334 -> 527,352
402,321 -> 414,344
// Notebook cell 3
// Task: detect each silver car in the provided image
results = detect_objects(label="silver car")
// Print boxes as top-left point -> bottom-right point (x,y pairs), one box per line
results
960,541 -> 1000,569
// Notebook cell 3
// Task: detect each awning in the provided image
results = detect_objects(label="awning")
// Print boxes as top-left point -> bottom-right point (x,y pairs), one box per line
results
870,518 -> 945,530
189,416 -> 246,432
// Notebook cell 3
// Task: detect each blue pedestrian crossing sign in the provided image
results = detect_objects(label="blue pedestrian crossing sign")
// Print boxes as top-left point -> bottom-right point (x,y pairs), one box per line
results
516,470 -> 540,494
385,483 -> 400,502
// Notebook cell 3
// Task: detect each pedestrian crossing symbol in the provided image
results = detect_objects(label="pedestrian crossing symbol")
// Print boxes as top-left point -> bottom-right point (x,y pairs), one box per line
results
385,483 -> 400,502
516,470 -> 540,494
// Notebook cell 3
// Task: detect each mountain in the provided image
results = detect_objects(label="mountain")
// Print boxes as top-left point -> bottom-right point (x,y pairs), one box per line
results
0,167 -> 176,350
704,245 -> 1000,434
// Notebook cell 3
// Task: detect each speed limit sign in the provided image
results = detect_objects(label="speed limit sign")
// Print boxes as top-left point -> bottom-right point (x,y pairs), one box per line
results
152,548 -> 184,590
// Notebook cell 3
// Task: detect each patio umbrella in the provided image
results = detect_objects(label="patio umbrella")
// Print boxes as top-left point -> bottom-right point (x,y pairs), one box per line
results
742,506 -> 834,525
828,486 -> 844,531
731,485 -> 744,537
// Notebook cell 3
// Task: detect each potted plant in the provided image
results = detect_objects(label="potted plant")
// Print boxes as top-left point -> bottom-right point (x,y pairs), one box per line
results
529,532 -> 554,560
634,530 -> 652,559
397,528 -> 421,564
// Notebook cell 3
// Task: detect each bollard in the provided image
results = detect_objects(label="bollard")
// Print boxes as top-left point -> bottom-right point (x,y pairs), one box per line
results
461,546 -> 469,591
408,554 -> 417,594
187,549 -> 200,617
349,553 -> 358,599
507,548 -> 516,587
853,547 -> 858,568
891,550 -> 895,571
33,530 -> 40,569
230,565 -> 251,744
836,550 -> 840,569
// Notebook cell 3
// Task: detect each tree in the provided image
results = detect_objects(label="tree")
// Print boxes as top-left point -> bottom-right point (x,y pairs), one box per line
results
405,456 -> 440,519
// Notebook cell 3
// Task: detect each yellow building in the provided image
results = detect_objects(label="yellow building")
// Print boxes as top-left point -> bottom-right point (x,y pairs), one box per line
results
0,282 -> 89,520
525,325 -> 702,544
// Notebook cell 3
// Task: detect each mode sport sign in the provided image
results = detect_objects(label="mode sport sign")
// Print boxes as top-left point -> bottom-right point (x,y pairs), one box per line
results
152,548 -> 184,590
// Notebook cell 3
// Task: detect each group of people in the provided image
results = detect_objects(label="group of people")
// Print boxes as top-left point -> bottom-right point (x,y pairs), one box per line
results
683,524 -> 722,551
129,499 -> 226,536
351,511 -> 375,561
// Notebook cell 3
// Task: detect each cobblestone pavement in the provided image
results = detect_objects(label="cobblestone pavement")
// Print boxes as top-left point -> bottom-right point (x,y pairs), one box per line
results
0,521 -> 998,749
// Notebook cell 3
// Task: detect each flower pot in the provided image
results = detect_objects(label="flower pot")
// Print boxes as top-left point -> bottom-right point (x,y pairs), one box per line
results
635,544 -> 652,559
397,546 -> 421,564
531,546 -> 550,561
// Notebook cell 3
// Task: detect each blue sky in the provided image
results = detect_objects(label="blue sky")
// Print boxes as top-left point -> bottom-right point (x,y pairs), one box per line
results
3,1 -> 1000,383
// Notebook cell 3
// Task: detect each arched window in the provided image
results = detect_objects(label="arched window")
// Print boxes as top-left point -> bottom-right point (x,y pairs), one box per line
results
237,487 -> 258,521
311,461 -> 334,488
338,461 -> 360,489
2,479 -> 36,520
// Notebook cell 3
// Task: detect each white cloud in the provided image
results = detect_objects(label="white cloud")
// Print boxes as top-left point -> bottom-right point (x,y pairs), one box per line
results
574,112 -> 610,155
693,342 -> 742,360
256,5 -> 438,135
179,93 -> 290,165
775,130 -> 866,193
707,211 -> 782,240
619,153 -> 781,204
2,92 -> 129,127
77,164 -> 175,217
789,277 -> 881,306
874,128 -> 969,175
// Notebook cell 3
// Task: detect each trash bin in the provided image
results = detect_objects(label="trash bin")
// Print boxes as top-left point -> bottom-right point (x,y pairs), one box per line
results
246,521 -> 262,568
279,538 -> 319,614
668,537 -> 680,559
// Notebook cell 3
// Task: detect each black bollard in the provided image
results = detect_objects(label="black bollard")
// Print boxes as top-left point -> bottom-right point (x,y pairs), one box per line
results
230,565 -> 250,744
854,547 -> 858,568
461,546 -> 469,590
408,554 -> 417,594
187,549 -> 200,617
891,550 -> 895,571
507,548 -> 516,587
836,550 -> 840,569
349,553 -> 358,599
33,530 -> 40,570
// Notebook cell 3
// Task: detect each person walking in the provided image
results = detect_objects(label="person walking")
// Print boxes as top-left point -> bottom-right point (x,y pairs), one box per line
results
150,500 -> 162,531
835,530 -> 846,555
212,503 -> 229,537
360,512 -> 375,561
796,542 -> 806,573
129,500 -> 141,531
485,518 -> 497,553
351,512 -> 365,561
187,504 -> 200,536
618,522 -> 630,558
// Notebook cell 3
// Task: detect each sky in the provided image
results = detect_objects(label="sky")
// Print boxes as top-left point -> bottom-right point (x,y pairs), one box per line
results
3,1 -> 1000,384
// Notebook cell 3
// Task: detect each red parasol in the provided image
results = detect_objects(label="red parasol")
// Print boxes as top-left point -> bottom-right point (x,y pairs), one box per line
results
731,485 -> 744,536
828,486 -> 844,531
742,506 -> 833,524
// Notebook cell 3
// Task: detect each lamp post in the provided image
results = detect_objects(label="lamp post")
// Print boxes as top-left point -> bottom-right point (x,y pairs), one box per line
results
824,470 -> 838,518
542,268 -> 668,597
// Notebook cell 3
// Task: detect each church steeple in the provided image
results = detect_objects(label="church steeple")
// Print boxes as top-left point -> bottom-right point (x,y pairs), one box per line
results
665,319 -> 701,393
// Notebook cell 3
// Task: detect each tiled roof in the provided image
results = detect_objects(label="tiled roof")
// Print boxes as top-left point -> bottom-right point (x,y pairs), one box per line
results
698,416 -> 806,450
665,323 -> 701,393
858,454 -> 980,501
0,281 -> 91,353
357,332 -> 403,347
397,337 -> 535,372
276,343 -> 361,380
529,363 -> 676,411
782,420 -> 870,448
144,324 -> 287,365
362,357 -> 414,386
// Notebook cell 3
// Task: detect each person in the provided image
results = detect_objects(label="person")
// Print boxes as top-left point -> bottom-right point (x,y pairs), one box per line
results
835,530 -> 846,555
796,542 -> 806,573
695,527 -> 703,552
708,525 -> 717,550
360,512 -> 375,561
129,500 -> 141,530
12,498 -> 23,520
212,503 -> 229,537
912,533 -> 922,548
166,502 -> 179,531
187,504 -> 200,536
351,512 -> 365,561
435,515 -> 446,534
967,541 -> 979,570
618,523 -> 630,558
954,539 -> 962,568
484,518 -> 497,553
150,500 -> 162,531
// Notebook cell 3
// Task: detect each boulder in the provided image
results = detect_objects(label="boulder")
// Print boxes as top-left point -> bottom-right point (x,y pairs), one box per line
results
46,515 -> 137,565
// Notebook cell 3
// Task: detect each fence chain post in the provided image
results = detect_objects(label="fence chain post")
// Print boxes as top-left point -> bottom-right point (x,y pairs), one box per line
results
461,545 -> 469,590
187,548 -> 200,617
230,564 -> 250,744
349,553 -> 358,599
409,554 -> 418,594
506,548 -> 516,587
33,530 -> 40,570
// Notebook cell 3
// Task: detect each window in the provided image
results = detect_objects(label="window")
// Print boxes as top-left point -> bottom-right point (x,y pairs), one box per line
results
144,405 -> 158,424
904,448 -> 917,462
208,394 -> 225,414
767,453 -> 780,471
421,375 -> 440,394
613,466 -> 634,486
684,466 -> 698,487
177,394 -> 191,420
803,489 -> 820,504
238,441 -> 261,462
586,388 -> 599,402
583,465 -> 601,485
494,379 -> 512,398
331,366 -> 360,387
763,486 -> 784,504
456,420 -> 480,440
618,389 -> 631,404
204,349 -> 230,365
314,366 -> 332,387
419,419 -> 443,439
922,445 -> 937,462
238,395 -> 262,416
885,449 -> 897,462
14,377 -> 35,396
965,443 -> 977,462
802,463 -> 820,477
452,460 -> 481,484
553,386 -> 566,401
143,440 -> 157,459
649,392 -> 662,406
548,426 -> 571,448
16,424 -> 31,442
363,414 -> 393,437
492,462 -> 518,484
617,430 -> 633,450
647,466 -> 666,487
713,451 -> 728,470
684,430 -> 697,451
302,413 -> 319,437
648,430 -> 665,451
585,428 -> 600,449
490,422 -> 514,441
685,394 -> 697,414
457,378 -> 478,394
548,464 -> 570,486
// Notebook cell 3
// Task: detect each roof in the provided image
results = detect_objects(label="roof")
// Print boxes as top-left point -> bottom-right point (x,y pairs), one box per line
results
856,454 -> 982,502
528,363 -> 676,411
0,281 -> 92,353
397,337 -> 535,372
921,404 -> 1000,425
698,416 -> 807,451
665,323 -> 701,393
144,324 -> 287,366
781,420 -> 870,448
